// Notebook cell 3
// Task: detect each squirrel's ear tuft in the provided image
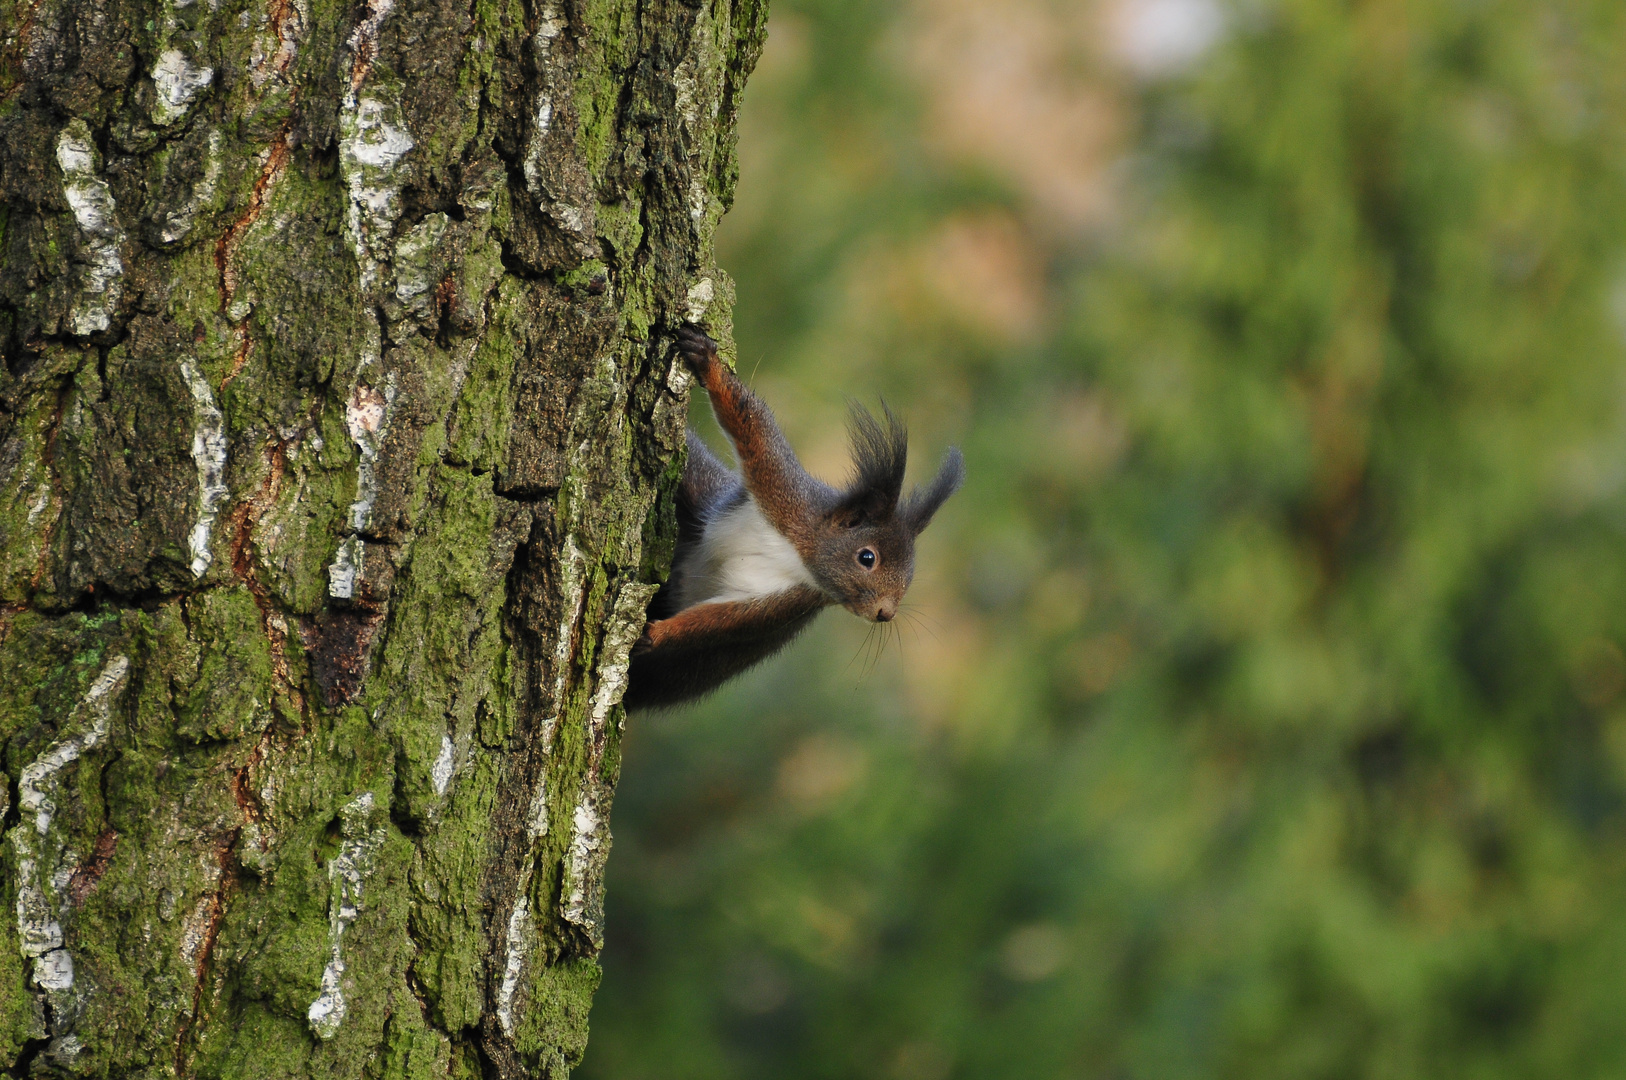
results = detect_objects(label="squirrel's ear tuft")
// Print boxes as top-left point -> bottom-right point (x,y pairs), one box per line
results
902,446 -> 964,534
833,401 -> 908,526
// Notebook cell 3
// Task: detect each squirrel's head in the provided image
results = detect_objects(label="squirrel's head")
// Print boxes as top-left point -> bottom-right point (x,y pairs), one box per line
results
810,403 -> 965,623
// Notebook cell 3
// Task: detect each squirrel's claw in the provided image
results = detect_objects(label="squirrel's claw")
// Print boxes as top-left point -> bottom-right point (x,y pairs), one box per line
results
674,324 -> 718,378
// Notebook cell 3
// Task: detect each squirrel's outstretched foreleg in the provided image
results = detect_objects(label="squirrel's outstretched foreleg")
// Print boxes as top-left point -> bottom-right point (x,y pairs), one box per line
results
673,326 -> 824,545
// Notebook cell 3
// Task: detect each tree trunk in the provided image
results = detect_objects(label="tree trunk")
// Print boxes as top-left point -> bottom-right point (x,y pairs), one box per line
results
0,0 -> 764,1070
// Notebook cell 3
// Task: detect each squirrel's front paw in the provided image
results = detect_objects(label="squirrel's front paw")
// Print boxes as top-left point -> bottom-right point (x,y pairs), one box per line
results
636,619 -> 667,650
674,325 -> 718,377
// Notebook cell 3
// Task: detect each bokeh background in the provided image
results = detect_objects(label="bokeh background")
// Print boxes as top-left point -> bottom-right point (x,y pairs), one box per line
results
582,0 -> 1626,1076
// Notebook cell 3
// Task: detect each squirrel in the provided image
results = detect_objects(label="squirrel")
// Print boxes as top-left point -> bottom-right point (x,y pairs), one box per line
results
623,325 -> 965,711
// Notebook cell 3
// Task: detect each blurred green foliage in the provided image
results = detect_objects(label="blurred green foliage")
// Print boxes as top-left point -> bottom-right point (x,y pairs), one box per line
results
582,0 -> 1626,1076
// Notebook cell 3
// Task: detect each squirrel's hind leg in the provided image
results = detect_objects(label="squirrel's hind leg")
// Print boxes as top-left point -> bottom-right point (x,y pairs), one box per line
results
624,586 -> 827,710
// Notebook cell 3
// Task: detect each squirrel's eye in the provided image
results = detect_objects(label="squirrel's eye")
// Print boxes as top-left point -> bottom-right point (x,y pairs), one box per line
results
857,548 -> 877,570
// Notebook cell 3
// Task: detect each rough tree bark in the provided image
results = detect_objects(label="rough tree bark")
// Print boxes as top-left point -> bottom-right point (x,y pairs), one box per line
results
0,0 -> 764,1070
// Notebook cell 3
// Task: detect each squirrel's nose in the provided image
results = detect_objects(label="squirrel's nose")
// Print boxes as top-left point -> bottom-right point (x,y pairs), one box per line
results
875,600 -> 896,622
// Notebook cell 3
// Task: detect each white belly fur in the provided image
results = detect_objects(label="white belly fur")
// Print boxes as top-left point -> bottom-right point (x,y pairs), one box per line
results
675,496 -> 818,609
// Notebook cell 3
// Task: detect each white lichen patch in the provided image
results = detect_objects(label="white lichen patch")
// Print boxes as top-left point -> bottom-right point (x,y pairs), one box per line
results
179,360 -> 228,577
226,291 -> 255,324
332,373 -> 396,559
158,129 -> 223,244
560,584 -> 658,945
339,94 -> 414,291
672,53 -> 699,129
177,894 -> 216,971
587,583 -> 660,734
19,656 -> 129,840
326,373 -> 397,599
536,532 -> 587,753
151,49 -> 215,123
307,792 -> 387,1040
684,277 -> 714,323
520,5 -> 564,201
525,779 -> 549,841
547,535 -> 588,715
520,6 -> 596,243
494,554 -> 592,1033
329,57 -> 402,554
430,734 -> 455,796
670,52 -> 712,225
327,536 -> 362,600
347,382 -> 387,442
687,176 -> 709,224
11,655 -> 130,1002
673,15 -> 723,233
665,352 -> 693,394
560,798 -> 608,937
33,949 -> 73,992
392,212 -> 448,320
24,466 -> 53,527
496,894 -> 532,1035
342,97 -> 414,171
45,1034 -> 84,1067
494,551 -> 647,1024
307,952 -> 346,1037
55,122 -> 124,336
496,759 -> 557,1035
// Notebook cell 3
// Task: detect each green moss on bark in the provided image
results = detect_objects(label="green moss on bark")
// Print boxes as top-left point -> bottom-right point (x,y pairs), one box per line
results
0,0 -> 766,1072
